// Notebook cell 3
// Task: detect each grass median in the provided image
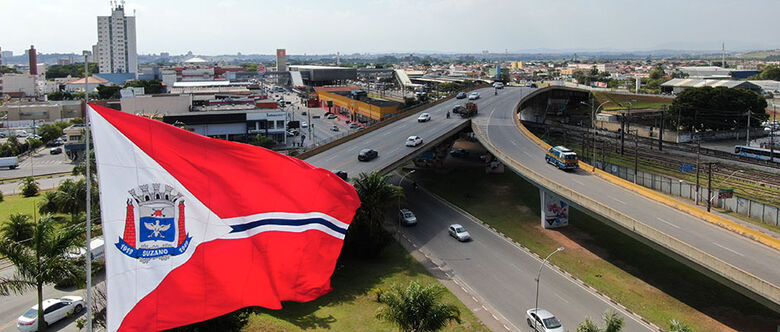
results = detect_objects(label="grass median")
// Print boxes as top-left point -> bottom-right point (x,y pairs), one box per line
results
411,160 -> 779,332
245,241 -> 489,332
0,192 -> 48,222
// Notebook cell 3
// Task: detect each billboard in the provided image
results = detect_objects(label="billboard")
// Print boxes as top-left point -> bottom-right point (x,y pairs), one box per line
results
541,190 -> 569,229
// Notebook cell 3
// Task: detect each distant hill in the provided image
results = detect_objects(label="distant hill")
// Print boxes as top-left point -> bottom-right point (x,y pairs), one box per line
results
736,49 -> 780,60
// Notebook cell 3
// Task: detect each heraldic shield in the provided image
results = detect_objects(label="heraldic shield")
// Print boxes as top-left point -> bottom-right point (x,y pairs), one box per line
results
116,183 -> 192,262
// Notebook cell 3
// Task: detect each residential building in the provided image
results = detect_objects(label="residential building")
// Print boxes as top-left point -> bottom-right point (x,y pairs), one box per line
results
96,1 -> 137,74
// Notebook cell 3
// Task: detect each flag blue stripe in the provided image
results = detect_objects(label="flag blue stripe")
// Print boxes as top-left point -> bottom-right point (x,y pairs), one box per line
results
229,217 -> 347,235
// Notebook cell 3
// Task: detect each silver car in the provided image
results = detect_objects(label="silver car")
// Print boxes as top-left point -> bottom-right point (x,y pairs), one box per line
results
448,224 -> 470,241
399,208 -> 417,226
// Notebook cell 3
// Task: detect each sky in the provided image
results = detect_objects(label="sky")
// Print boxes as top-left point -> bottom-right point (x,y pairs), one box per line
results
1,0 -> 779,56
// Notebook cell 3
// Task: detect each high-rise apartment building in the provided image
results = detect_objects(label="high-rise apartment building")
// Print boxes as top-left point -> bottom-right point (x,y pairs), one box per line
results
96,1 -> 137,74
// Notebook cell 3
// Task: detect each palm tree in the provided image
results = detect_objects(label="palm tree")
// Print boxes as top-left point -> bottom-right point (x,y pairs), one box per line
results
376,281 -> 461,332
1,213 -> 34,244
0,214 -> 83,329
20,176 -> 39,197
669,319 -> 692,332
576,310 -> 624,332
343,171 -> 403,257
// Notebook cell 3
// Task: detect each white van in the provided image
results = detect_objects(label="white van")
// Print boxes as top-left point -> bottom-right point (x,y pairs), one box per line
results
14,130 -> 28,137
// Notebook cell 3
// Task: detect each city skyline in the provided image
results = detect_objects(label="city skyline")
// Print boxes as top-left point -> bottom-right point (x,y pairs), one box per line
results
1,0 -> 780,56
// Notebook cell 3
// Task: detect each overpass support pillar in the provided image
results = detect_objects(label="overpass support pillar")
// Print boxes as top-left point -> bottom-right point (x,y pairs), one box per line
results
540,188 -> 570,229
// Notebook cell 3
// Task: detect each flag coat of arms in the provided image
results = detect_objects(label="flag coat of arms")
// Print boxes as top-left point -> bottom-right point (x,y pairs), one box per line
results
88,104 -> 360,331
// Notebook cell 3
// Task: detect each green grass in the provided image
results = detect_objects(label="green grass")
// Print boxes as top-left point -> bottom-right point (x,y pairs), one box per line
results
0,192 -> 48,222
243,241 -> 489,332
412,165 -> 780,332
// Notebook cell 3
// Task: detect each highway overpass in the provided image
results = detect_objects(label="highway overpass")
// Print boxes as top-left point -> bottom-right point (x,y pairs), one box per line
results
303,86 -> 780,323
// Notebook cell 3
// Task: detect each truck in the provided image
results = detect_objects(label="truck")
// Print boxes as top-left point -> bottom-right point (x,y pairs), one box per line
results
0,156 -> 19,169
460,102 -> 478,118
545,146 -> 578,170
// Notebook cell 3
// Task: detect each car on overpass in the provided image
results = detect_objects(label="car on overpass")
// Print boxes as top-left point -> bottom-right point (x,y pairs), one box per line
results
526,308 -> 564,332
468,92 -> 480,100
417,113 -> 431,122
358,149 -> 378,162
405,136 -> 423,147
493,82 -> 504,89
456,92 -> 467,99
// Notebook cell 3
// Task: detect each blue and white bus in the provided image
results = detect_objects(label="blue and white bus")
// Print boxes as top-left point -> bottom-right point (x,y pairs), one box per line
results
545,146 -> 579,170
734,145 -> 779,163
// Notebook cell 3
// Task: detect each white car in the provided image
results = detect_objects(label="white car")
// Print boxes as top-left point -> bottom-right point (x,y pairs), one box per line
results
399,208 -> 417,226
301,121 -> 308,128
526,308 -> 564,332
468,92 -> 480,100
17,296 -> 85,331
493,82 -> 504,89
417,113 -> 431,122
406,136 -> 423,147
448,224 -> 470,241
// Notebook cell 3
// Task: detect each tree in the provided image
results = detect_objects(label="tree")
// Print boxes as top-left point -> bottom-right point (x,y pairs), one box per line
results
751,65 -> 780,81
44,63 -> 98,79
376,281 -> 461,332
669,86 -> 768,131
576,310 -> 624,332
250,134 -> 276,148
47,91 -> 76,101
342,172 -> 403,258
668,319 -> 692,332
37,124 -> 64,143
124,79 -> 165,94
1,65 -> 21,74
1,213 -> 34,244
20,177 -> 39,197
0,215 -> 84,329
649,65 -> 666,80
96,85 -> 122,100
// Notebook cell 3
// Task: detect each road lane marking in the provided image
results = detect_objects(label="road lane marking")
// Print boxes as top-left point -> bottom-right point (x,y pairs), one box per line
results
610,196 -> 627,205
713,243 -> 745,257
572,179 -> 585,186
656,218 -> 680,229
554,291 -> 570,304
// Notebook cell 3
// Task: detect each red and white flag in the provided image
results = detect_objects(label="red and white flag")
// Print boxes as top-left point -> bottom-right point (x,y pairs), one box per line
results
88,104 -> 360,331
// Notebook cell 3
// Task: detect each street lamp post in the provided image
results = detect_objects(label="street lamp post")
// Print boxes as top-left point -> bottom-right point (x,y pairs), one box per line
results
708,169 -> 744,204
533,247 -> 564,329
581,100 -> 610,168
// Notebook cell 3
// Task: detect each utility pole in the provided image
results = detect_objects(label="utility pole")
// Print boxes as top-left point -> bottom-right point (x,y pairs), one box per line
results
771,104 -> 776,162
83,50 -> 93,332
695,137 -> 701,205
746,108 -> 751,146
632,130 -> 639,183
704,162 -> 717,212
620,114 -> 626,155
659,107 -> 664,151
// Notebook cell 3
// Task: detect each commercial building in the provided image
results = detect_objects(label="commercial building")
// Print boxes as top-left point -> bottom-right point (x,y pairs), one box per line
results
314,86 -> 402,124
288,65 -> 357,86
96,1 -> 137,74
162,109 -> 287,143
660,78 -> 762,94
120,94 -> 193,116
276,49 -> 287,72
677,66 -> 759,79
0,101 -> 83,122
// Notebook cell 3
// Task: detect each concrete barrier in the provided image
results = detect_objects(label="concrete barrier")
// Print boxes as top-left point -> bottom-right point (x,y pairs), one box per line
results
473,122 -> 780,311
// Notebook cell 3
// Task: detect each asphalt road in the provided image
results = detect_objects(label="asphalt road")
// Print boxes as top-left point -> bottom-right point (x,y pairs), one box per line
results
398,180 -> 651,331
0,147 -> 75,180
304,90 -> 653,330
473,87 -> 780,288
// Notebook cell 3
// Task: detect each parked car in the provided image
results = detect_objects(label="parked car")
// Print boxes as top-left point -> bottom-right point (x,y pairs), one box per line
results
331,125 -> 340,132
332,170 -> 348,181
406,136 -> 423,147
349,123 -> 362,129
448,224 -> 470,241
526,308 -> 564,332
326,114 -> 338,119
301,111 -> 307,116
526,82 -> 538,88
358,148 -> 378,161
17,296 -> 85,332
456,92 -> 467,99
301,121 -> 308,128
450,148 -> 469,158
468,92 -> 480,100
399,208 -> 417,226
49,147 -> 63,155
417,113 -> 431,122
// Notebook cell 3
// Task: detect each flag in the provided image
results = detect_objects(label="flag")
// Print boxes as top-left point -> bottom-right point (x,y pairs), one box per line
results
88,104 -> 360,331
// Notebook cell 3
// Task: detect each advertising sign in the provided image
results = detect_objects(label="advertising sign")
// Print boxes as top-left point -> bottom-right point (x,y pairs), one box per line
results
541,190 -> 569,229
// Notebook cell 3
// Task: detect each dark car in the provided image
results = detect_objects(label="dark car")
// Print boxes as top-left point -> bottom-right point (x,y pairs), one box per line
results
526,82 -> 538,88
358,149 -> 378,161
450,148 -> 468,158
332,170 -> 348,181
452,105 -> 465,114
456,92 -> 467,99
